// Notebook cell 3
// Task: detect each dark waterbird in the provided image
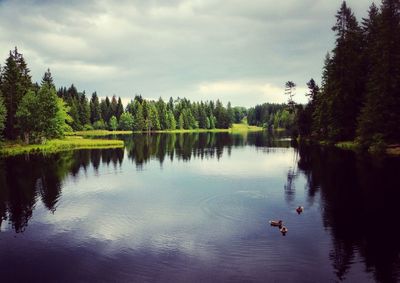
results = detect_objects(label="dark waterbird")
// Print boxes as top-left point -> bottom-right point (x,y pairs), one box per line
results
269,220 -> 283,227
296,206 -> 304,214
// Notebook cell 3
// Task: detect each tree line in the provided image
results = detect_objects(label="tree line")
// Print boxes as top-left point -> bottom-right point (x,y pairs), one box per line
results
0,48 -> 254,144
296,0 -> 400,152
247,103 -> 296,130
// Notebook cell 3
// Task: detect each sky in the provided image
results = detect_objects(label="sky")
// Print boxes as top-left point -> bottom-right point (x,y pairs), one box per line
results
0,0 -> 375,107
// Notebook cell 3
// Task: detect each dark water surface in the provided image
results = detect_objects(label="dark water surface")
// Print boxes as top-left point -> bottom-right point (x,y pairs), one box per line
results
1,132 -> 400,282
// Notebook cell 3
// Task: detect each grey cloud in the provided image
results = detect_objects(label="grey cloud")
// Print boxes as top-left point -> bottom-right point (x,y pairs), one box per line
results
0,0 -> 374,106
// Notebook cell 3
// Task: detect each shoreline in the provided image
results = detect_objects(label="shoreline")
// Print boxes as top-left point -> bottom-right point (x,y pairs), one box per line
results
0,136 -> 124,156
298,137 -> 400,156
66,124 -> 265,136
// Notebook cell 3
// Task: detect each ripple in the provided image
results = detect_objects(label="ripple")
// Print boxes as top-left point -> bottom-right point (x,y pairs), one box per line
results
199,190 -> 266,223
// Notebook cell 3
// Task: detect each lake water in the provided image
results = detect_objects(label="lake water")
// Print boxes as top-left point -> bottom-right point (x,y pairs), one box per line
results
1,132 -> 399,282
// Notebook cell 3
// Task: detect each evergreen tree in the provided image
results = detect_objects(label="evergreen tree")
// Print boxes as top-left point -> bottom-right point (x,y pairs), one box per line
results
116,97 -> 124,121
148,103 -> 161,130
312,53 -> 332,138
78,92 -> 90,127
327,1 -> 365,141
179,113 -> 184,129
1,47 -> 32,139
100,96 -> 112,123
357,0 -> 400,145
133,102 -> 145,131
0,95 -> 6,140
41,68 -> 54,88
167,110 -> 176,130
110,95 -> 118,118
156,97 -> 168,130
90,92 -> 101,123
285,81 -> 296,113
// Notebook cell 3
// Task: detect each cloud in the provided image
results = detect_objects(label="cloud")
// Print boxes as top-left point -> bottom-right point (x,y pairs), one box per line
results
197,80 -> 308,105
0,0 -> 373,106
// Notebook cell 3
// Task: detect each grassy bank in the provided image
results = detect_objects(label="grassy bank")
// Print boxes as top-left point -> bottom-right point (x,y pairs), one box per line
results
66,123 -> 264,137
66,130 -> 132,136
0,136 -> 124,156
300,138 -> 400,156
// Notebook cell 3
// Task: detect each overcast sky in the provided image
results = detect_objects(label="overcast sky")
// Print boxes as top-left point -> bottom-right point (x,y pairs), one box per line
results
0,0 -> 374,106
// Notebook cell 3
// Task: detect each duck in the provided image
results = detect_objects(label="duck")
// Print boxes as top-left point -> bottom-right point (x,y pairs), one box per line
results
280,226 -> 288,235
269,220 -> 283,227
296,206 -> 304,214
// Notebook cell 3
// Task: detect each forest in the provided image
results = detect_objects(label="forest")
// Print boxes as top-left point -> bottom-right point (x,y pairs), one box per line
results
1,0 -> 399,154
295,0 -> 400,152
0,48 -> 291,145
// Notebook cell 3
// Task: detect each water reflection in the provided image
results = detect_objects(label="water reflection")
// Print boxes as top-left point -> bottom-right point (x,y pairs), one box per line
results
0,132 -> 399,282
296,144 -> 400,282
0,132 -> 288,233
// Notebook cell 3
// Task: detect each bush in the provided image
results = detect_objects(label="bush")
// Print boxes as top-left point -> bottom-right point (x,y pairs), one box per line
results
83,124 -> 93,131
93,119 -> 107,130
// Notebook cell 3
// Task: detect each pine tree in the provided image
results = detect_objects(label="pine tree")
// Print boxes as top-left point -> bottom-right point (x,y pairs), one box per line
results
90,92 -> 101,123
285,81 -> 296,113
41,68 -> 54,88
133,102 -> 145,131
111,95 -> 118,118
0,94 -> 6,140
327,1 -> 365,141
78,92 -> 90,127
179,113 -> 184,129
357,0 -> 400,145
116,97 -> 124,121
156,97 -> 168,130
1,47 -> 32,139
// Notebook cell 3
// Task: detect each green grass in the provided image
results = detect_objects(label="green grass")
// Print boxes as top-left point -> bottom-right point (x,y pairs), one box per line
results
66,123 -> 264,136
229,123 -> 264,132
335,141 -> 360,151
0,136 -> 124,156
66,130 -> 132,136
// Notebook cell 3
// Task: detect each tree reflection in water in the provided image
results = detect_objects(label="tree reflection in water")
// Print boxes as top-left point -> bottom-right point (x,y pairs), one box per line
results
296,144 -> 400,282
1,132 -> 399,282
0,132 -> 284,233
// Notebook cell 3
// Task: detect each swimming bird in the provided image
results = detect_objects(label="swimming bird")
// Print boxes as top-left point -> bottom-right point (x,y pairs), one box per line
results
296,206 -> 304,214
280,226 -> 288,235
269,220 -> 283,227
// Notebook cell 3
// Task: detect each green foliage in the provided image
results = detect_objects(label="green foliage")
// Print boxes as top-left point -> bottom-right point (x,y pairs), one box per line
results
295,0 -> 400,151
118,112 -> 134,130
247,103 -> 288,129
90,92 -> 101,123
1,47 -> 32,139
178,113 -> 184,129
133,102 -> 145,131
109,115 -> 118,131
0,95 -> 6,140
15,90 -> 38,143
83,124 -> 93,131
147,103 -> 161,130
166,110 -> 176,130
0,136 -> 124,156
16,84 -> 71,144
93,119 -> 107,130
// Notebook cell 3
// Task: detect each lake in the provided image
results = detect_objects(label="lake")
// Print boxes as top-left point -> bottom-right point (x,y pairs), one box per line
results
1,132 -> 399,282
